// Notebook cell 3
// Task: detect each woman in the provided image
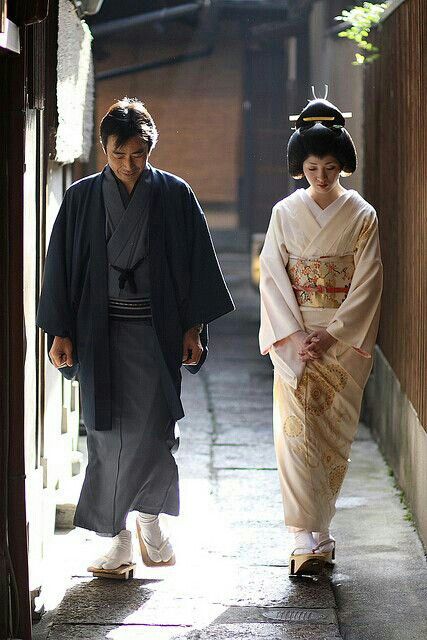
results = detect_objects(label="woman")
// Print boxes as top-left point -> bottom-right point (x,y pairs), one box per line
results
259,98 -> 383,575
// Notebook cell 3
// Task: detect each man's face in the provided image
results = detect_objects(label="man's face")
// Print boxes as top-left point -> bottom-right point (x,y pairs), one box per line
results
105,135 -> 149,190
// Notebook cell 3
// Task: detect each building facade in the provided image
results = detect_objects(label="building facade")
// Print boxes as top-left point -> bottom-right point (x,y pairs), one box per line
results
363,0 -> 427,549
0,2 -> 95,637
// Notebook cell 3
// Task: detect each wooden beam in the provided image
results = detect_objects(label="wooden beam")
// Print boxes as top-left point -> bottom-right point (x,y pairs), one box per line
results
0,18 -> 20,53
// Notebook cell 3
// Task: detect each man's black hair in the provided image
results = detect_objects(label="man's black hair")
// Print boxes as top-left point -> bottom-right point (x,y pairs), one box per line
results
100,97 -> 158,151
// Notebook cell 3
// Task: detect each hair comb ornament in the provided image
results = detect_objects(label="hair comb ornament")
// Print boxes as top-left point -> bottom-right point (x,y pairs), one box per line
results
311,84 -> 329,100
289,85 -> 352,126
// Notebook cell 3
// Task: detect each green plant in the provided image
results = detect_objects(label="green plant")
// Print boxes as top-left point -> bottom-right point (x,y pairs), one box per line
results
386,463 -> 417,528
335,2 -> 390,65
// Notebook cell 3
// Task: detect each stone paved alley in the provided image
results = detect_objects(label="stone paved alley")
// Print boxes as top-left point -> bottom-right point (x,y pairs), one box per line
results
33,254 -> 427,640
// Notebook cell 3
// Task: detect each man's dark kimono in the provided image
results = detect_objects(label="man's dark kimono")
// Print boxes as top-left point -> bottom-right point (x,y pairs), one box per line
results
36,167 -> 234,432
36,166 -> 234,535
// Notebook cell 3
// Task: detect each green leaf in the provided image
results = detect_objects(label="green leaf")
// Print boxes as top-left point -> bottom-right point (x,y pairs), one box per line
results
334,1 -> 390,66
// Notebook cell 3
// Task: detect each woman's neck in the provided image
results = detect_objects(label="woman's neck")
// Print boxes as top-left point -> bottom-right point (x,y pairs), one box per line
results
306,183 -> 347,210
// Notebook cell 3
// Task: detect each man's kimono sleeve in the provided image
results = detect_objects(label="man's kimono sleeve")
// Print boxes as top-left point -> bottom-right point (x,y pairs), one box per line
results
182,186 -> 234,374
182,186 -> 234,331
36,192 -> 79,379
326,211 -> 383,358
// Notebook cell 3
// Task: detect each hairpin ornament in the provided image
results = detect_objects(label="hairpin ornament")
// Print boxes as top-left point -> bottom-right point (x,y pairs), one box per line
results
311,84 -> 329,100
289,85 -> 352,123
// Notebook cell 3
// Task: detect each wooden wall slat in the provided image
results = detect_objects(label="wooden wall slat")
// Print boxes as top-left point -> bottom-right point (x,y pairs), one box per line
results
364,0 -> 427,428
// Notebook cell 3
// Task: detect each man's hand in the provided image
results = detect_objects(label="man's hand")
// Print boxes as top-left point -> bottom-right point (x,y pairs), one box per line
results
49,336 -> 74,369
182,326 -> 203,365
298,329 -> 337,362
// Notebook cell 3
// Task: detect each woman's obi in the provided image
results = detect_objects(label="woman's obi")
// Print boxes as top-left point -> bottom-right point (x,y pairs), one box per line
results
286,254 -> 355,309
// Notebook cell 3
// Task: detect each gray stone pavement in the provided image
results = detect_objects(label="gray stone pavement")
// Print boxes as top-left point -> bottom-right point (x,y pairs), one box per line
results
33,253 -> 427,640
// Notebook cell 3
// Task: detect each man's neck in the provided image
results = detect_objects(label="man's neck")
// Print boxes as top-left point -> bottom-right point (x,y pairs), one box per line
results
109,163 -> 150,195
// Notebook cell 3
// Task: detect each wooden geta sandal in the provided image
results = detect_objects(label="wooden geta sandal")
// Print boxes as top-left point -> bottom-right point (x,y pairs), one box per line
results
87,563 -> 136,580
289,547 -> 327,576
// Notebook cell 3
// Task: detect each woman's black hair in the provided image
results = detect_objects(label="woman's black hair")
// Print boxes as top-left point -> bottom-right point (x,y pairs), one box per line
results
100,97 -> 158,152
287,99 -> 357,178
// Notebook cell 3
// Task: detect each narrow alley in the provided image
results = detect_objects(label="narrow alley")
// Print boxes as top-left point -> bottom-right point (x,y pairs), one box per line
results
33,254 -> 427,640
2,3 -> 427,639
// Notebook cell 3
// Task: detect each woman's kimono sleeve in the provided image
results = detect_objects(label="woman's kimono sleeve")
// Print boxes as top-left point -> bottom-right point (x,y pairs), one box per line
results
259,205 -> 304,354
35,191 -> 79,380
259,206 -> 305,389
326,211 -> 383,358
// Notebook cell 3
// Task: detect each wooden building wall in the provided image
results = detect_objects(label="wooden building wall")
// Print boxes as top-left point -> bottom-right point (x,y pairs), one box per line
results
308,0 -> 364,195
94,19 -> 243,212
364,0 -> 427,428
22,3 -> 87,601
1,4 -> 94,633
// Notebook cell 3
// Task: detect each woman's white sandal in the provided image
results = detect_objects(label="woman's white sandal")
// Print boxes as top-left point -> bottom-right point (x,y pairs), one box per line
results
288,547 -> 327,576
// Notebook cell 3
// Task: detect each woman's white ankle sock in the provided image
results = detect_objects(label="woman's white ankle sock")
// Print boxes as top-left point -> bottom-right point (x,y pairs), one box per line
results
312,530 -> 335,553
293,529 -> 316,555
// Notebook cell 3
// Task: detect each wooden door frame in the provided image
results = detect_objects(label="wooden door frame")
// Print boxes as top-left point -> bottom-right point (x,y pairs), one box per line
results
241,17 -> 310,237
0,44 -> 33,640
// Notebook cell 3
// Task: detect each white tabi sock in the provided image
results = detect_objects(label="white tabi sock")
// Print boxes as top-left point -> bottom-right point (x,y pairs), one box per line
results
90,529 -> 133,570
137,512 -> 174,563
312,530 -> 335,554
292,528 -> 316,556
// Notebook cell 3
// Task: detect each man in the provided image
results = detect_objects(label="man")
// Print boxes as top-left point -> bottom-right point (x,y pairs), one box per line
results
36,97 -> 234,576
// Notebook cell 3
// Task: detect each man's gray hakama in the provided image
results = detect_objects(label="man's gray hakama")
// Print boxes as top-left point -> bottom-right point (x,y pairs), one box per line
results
74,320 -> 179,536
36,163 -> 235,536
73,166 -> 179,536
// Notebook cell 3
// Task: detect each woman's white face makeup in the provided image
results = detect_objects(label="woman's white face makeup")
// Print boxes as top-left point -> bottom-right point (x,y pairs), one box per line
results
302,155 -> 342,193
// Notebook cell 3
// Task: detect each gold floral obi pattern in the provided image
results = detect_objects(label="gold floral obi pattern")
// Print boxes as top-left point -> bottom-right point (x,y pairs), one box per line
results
287,254 -> 355,308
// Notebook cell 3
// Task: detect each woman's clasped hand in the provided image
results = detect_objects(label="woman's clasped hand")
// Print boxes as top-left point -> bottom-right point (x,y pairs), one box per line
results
290,329 -> 337,362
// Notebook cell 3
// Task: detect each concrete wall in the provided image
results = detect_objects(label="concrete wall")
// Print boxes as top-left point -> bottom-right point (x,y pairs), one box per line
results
364,347 -> 427,550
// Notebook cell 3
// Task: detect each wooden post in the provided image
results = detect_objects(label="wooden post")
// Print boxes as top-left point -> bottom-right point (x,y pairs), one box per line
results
0,33 -> 33,640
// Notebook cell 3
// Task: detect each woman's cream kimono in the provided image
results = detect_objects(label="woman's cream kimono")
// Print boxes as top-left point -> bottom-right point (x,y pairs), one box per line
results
259,188 -> 383,532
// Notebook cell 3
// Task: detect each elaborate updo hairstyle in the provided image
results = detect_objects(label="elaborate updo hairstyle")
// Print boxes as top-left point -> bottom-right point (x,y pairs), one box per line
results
287,99 -> 357,179
100,97 -> 158,153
